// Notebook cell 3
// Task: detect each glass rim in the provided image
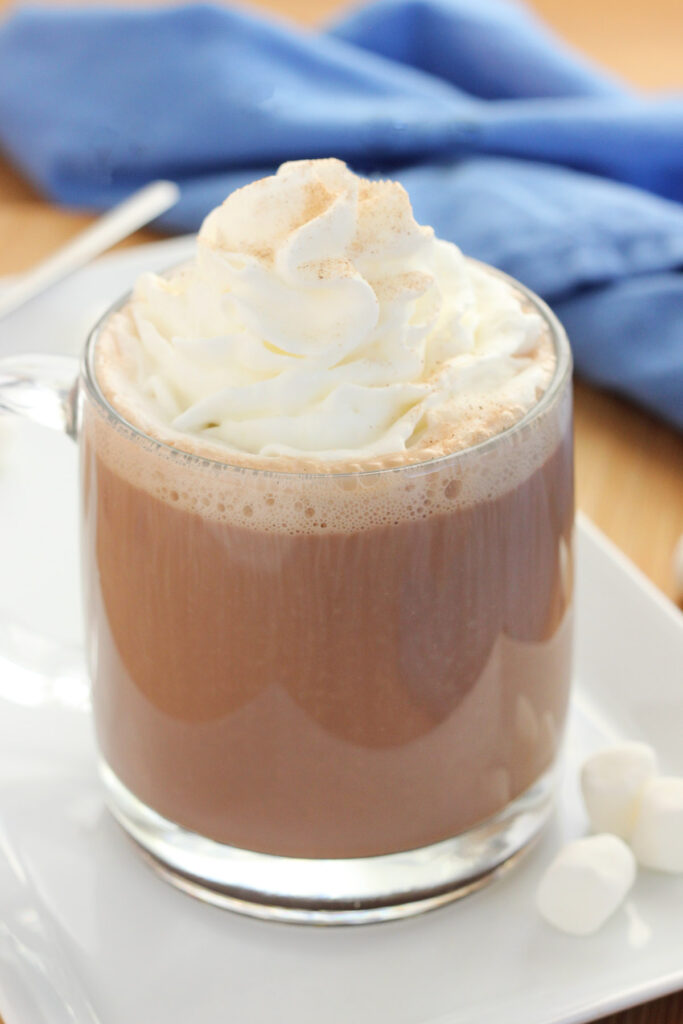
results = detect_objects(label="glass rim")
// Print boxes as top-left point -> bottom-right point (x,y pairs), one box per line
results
82,256 -> 573,481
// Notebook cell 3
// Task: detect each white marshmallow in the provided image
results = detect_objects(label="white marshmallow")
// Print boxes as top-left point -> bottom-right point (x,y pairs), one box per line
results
630,777 -> 683,873
536,835 -> 636,936
581,742 -> 658,839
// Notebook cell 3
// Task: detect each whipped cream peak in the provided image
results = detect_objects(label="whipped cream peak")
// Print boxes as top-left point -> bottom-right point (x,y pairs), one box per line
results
202,159 -> 433,276
99,159 -> 554,463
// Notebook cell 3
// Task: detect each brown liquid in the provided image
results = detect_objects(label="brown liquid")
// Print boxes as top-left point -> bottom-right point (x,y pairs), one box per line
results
82,385 -> 573,859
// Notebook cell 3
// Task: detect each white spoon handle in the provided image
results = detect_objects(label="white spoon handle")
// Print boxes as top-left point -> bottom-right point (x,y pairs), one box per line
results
0,179 -> 180,321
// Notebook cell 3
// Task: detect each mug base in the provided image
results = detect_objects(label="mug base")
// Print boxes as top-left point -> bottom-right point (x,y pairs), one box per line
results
100,761 -> 555,926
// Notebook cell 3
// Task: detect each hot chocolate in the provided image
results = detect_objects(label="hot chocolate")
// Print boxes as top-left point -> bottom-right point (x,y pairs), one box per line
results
82,160 -> 573,879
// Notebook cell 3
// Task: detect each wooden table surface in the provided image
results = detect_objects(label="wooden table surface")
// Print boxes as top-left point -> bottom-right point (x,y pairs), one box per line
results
0,1 -> 681,1022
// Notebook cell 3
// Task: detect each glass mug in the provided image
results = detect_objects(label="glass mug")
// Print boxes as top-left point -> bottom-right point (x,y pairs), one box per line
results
0,261 -> 573,924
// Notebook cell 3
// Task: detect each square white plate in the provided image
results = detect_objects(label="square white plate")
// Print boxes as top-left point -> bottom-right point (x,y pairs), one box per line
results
1,241 -> 682,1024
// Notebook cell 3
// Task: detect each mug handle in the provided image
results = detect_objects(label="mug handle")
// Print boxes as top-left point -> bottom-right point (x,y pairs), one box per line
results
0,353 -> 86,708
0,354 -> 80,436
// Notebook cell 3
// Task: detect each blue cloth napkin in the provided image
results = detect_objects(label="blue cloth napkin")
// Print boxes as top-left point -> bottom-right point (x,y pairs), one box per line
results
0,0 -> 681,427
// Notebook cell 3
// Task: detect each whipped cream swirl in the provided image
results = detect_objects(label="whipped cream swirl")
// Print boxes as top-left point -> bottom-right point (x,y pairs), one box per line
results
106,159 -> 551,461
